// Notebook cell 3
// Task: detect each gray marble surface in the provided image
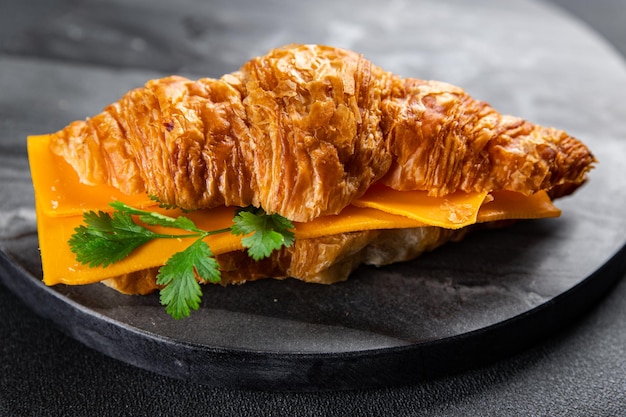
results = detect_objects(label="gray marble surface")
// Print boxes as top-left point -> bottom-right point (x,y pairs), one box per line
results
1,0 -> 626,414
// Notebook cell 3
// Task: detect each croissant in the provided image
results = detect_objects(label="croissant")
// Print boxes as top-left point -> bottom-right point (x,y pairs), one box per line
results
39,44 -> 595,294
49,44 -> 593,223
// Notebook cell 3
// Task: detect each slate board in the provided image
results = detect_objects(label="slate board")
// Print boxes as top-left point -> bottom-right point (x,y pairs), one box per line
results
1,0 -> 626,391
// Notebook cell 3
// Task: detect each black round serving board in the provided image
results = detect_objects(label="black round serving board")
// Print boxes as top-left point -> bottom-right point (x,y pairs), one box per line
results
1,0 -> 626,391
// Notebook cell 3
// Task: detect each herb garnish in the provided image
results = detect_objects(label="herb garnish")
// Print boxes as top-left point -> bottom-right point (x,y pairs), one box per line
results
69,202 -> 295,319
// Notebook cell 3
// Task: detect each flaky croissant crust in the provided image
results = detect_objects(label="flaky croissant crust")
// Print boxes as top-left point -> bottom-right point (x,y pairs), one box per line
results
50,44 -> 595,222
102,226 -> 470,294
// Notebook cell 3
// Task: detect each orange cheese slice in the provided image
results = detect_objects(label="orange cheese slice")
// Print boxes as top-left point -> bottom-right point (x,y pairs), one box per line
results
353,184 -> 489,229
34,203 -> 243,286
27,134 -> 560,286
27,134 -> 155,216
475,190 -> 560,222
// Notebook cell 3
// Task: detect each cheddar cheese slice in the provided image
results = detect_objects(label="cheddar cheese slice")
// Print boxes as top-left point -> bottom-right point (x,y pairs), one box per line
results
353,184 -> 489,229
28,134 -> 561,286
28,135 -> 156,216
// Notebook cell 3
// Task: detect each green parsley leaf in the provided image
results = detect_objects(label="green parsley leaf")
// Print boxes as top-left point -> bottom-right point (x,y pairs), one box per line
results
69,201 -> 296,319
156,239 -> 220,319
110,201 -> 201,232
68,210 -> 156,268
147,194 -> 175,209
231,206 -> 295,260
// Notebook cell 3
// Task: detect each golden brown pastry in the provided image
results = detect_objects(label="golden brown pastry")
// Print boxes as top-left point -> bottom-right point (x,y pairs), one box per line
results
49,44 -> 594,223
102,226 -> 470,294
43,44 -> 595,295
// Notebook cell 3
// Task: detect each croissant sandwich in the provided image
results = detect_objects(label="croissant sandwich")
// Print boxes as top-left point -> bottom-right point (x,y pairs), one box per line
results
28,44 -> 595,317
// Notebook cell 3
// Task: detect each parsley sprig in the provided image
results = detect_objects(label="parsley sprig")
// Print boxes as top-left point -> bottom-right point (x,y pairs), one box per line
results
69,202 -> 295,319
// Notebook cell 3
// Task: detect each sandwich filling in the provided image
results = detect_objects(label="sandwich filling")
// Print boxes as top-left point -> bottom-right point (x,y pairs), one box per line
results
28,133 -> 560,287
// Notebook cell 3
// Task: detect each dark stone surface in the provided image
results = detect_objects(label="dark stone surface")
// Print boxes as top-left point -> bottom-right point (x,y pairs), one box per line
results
1,0 -> 626,414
